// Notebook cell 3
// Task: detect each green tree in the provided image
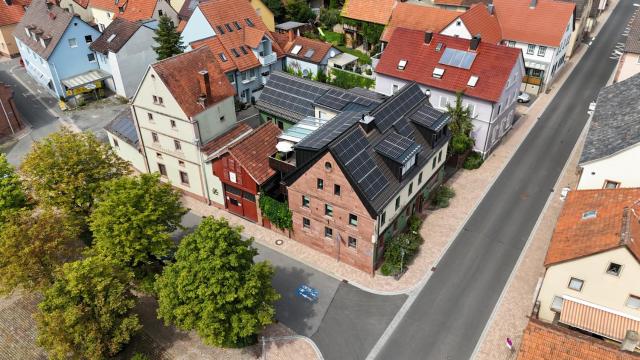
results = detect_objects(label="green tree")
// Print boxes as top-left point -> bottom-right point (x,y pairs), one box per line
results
319,7 -> 340,29
286,0 -> 316,23
0,153 -> 27,223
446,91 -> 475,155
153,15 -> 185,60
35,257 -> 141,360
0,208 -> 82,294
155,217 -> 280,347
20,129 -> 130,225
89,173 -> 186,285
264,0 -> 284,21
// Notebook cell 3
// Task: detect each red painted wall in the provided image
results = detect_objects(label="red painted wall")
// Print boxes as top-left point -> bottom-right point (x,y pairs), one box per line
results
212,154 -> 259,222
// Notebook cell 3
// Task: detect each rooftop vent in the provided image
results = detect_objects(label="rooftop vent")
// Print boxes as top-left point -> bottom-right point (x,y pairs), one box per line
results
470,34 -> 481,51
397,59 -> 407,70
435,42 -> 444,52
433,67 -> 445,79
582,210 -> 597,220
467,75 -> 478,87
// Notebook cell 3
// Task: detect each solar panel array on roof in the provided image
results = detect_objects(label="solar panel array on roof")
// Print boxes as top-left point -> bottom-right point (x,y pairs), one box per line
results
315,88 -> 378,111
393,120 -> 415,138
258,73 -> 330,118
438,48 -> 477,70
374,132 -> 421,163
332,129 -> 389,201
409,102 -> 449,131
371,83 -> 425,132
295,111 -> 363,150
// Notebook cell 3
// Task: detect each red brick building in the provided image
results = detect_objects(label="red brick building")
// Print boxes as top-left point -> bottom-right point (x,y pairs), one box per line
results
0,82 -> 24,138
212,122 -> 281,223
285,83 -> 451,274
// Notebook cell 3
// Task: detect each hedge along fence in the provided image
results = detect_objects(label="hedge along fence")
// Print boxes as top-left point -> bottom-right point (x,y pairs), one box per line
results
258,194 -> 293,231
329,68 -> 375,90
380,215 -> 424,277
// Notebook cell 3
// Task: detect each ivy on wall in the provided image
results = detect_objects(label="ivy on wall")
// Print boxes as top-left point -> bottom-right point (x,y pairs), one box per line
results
330,68 -> 375,89
258,195 -> 293,231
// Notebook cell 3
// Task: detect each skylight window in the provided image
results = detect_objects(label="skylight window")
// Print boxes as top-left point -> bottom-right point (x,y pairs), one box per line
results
397,59 -> 407,70
240,46 -> 248,55
219,53 -> 228,62
291,44 -> 302,55
245,18 -> 255,27
107,33 -> 116,42
433,67 -> 445,79
234,21 -> 242,30
216,25 -> 225,34
225,23 -> 233,32
582,210 -> 597,220
231,48 -> 240,57
467,75 -> 478,87
304,49 -> 315,58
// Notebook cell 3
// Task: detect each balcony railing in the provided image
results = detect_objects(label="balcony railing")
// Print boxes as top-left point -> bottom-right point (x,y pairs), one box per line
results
268,152 -> 296,174
259,52 -> 277,66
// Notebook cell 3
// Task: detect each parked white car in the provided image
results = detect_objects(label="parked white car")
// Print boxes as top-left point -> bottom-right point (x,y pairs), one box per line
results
517,92 -> 531,103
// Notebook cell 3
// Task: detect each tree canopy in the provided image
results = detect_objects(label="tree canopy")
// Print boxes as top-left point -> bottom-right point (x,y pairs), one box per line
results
20,128 -> 130,221
0,154 -> 27,223
0,208 -> 82,295
285,0 -> 316,23
89,173 -> 186,283
264,0 -> 284,22
155,217 -> 279,347
36,257 -> 141,360
446,91 -> 475,155
153,15 -> 185,60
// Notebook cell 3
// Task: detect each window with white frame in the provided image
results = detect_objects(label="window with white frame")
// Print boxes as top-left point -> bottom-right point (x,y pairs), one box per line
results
538,46 -> 547,57
550,296 -> 564,312
438,96 -> 450,109
68,38 -> 77,48
606,262 -> 622,276
626,295 -> 640,309
568,277 -> 584,291
527,44 -> 535,55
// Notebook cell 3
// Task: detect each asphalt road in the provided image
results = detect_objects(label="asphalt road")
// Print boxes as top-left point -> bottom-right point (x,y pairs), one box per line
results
374,2 -> 634,359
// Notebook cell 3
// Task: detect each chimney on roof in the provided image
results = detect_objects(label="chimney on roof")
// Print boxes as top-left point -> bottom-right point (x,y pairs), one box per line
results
198,70 -> 211,107
288,29 -> 296,43
424,30 -> 433,44
621,330 -> 639,352
487,3 -> 494,15
470,34 -> 481,51
529,0 -> 537,8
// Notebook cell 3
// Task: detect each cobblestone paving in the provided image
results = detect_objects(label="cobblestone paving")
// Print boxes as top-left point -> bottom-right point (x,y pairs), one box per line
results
0,291 -> 46,360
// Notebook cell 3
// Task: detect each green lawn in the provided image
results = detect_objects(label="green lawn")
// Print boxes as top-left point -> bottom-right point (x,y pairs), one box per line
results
320,29 -> 372,65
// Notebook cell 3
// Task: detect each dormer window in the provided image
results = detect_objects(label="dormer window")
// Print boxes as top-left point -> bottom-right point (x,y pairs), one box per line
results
225,23 -> 233,32
245,18 -> 255,27
397,59 -> 407,70
433,67 -> 445,79
374,131 -> 421,179
216,25 -> 225,34
219,53 -> 228,62
291,44 -> 302,55
467,75 -> 478,87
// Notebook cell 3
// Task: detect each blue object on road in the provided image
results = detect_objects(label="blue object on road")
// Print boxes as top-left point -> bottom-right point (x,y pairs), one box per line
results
296,284 -> 319,302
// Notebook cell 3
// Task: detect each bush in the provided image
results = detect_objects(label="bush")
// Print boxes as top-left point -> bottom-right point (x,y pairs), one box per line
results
380,232 -> 424,276
329,68 -> 375,89
463,151 -> 484,170
432,185 -> 456,209
258,195 -> 292,230
131,353 -> 149,360
408,215 -> 422,233
319,8 -> 340,29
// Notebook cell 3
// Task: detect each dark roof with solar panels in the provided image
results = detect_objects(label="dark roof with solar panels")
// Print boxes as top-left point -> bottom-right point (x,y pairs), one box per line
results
286,82 -> 451,216
256,71 -> 384,123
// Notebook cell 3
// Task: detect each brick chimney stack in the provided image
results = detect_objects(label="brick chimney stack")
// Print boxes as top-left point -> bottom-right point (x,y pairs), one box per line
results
198,70 -> 211,106
470,34 -> 481,51
288,29 -> 296,43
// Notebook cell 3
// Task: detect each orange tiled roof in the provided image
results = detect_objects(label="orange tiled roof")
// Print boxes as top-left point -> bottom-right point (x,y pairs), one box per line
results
0,0 -> 26,27
226,122 -> 281,185
191,0 -> 285,72
493,0 -> 575,47
151,47 -> 236,118
517,319 -> 640,360
274,35 -> 335,64
341,0 -> 396,25
381,2 -> 458,42
545,188 -> 640,266
89,0 -> 158,22
458,4 -> 503,44
201,122 -> 253,156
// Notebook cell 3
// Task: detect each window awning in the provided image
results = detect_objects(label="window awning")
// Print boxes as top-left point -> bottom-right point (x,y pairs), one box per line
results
61,69 -> 111,90
560,295 -> 640,342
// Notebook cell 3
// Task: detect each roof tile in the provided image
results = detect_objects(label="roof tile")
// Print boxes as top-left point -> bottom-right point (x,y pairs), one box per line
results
376,30 -> 521,103
13,1 -> 74,60
340,0 -> 396,25
544,188 -> 640,266
0,0 -> 25,27
381,3 -> 458,42
493,0 -> 575,47
151,46 -> 236,118
201,122 -> 252,156
459,4 -> 503,44
517,319 -> 640,360
89,17 -> 143,54
226,122 -> 281,184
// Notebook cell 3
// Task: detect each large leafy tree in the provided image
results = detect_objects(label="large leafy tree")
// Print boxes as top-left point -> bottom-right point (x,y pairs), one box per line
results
89,173 -> 186,284
20,129 -> 129,225
0,208 -> 82,294
264,0 -> 284,22
286,0 -> 316,23
155,217 -> 280,347
446,91 -> 475,155
153,15 -> 185,60
35,257 -> 141,360
0,153 -> 27,223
